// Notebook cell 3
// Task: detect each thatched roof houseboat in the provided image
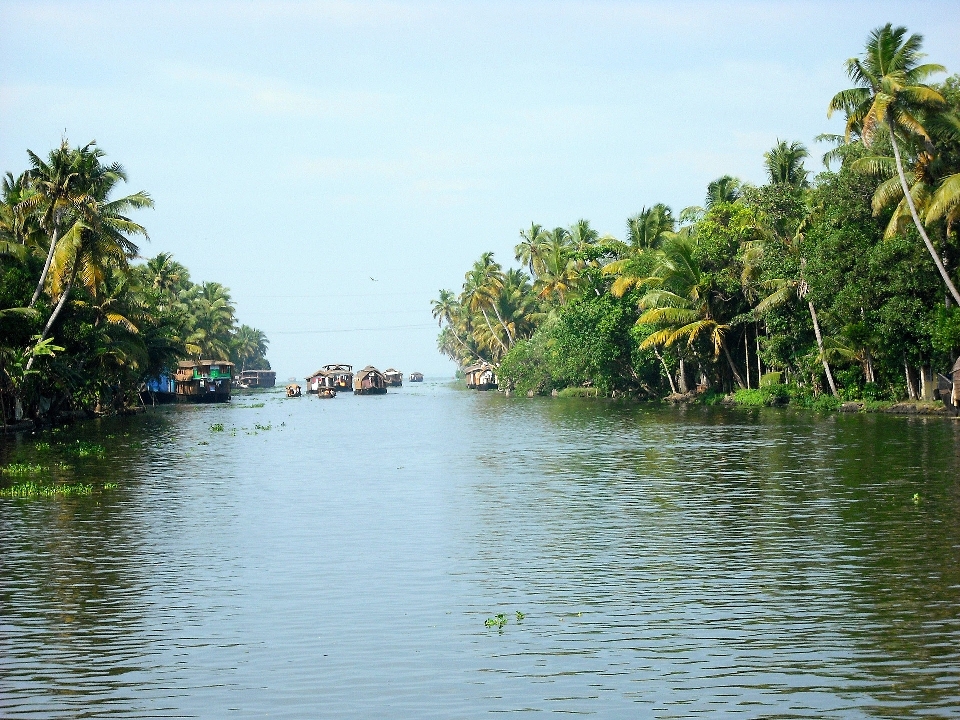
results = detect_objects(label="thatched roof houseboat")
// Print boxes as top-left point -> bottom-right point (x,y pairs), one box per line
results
409,371 -> 424,383
237,369 -> 276,389
383,368 -> 403,387
175,360 -> 234,403
464,362 -> 497,391
322,364 -> 354,392
306,369 -> 337,395
353,366 -> 387,395
286,383 -> 302,397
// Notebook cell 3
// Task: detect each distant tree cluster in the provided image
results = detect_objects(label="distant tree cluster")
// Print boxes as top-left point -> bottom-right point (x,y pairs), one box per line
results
1,141 -> 268,422
435,25 -> 960,404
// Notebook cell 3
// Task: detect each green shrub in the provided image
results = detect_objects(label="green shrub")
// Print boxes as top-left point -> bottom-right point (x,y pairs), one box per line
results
556,386 -> 602,398
732,389 -> 767,407
759,371 -> 782,387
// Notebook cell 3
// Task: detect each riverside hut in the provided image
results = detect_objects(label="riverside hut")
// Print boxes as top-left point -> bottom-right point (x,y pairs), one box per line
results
237,370 -> 276,389
409,371 -> 424,383
322,364 -> 354,392
464,362 -> 497,391
175,360 -> 234,403
383,368 -> 403,387
353,366 -> 387,395
937,357 -> 960,415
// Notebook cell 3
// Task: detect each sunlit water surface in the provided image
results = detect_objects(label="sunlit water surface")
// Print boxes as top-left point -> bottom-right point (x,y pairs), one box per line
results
2,382 -> 960,718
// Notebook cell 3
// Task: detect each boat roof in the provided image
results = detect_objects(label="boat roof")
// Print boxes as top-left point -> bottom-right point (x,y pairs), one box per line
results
178,359 -> 234,368
322,364 -> 353,372
355,365 -> 384,380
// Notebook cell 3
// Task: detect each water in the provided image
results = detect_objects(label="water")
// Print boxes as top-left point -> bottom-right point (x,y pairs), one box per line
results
2,382 -> 959,718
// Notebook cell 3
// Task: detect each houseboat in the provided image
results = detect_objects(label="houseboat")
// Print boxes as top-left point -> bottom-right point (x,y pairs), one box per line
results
174,360 -> 234,403
409,371 -> 424,383
353,366 -> 387,395
383,368 -> 403,387
322,364 -> 354,392
237,369 -> 276,389
286,384 -> 302,397
142,374 -> 177,404
464,362 -> 497,391
306,369 -> 338,395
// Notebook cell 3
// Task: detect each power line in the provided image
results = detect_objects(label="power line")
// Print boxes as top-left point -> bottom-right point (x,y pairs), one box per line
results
268,323 -> 437,335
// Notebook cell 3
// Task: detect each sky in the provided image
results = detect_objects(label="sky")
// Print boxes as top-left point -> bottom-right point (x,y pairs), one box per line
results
3,1 -> 960,379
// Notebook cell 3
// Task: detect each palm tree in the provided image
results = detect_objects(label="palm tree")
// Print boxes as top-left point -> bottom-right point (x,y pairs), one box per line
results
534,235 -> 580,306
568,218 -> 600,253
626,204 -> 675,249
828,24 -> 958,304
705,176 -> 742,208
474,252 -> 514,346
232,325 -> 268,371
431,289 -> 476,361
462,264 -> 507,355
927,172 -> 960,230
636,235 -> 746,388
764,140 -> 809,187
515,222 -> 547,277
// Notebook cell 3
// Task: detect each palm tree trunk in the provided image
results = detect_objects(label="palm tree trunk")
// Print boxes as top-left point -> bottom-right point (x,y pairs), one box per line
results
807,299 -> 837,397
721,342 -> 746,389
889,124 -> 960,306
755,323 -> 762,380
479,307 -> 508,353
654,349 -> 678,394
25,274 -> 73,371
904,356 -> 916,399
29,224 -> 60,308
489,303 -> 514,347
744,332 -> 751,389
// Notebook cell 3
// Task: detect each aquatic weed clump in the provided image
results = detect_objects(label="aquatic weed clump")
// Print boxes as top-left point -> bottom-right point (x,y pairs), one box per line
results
1,463 -> 46,476
69,440 -> 106,458
210,423 -> 225,432
0,482 -> 94,498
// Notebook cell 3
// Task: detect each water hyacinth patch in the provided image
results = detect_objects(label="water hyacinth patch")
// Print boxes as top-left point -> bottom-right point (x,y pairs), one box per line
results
210,423 -> 225,432
1,463 -> 46,476
0,482 -> 94,498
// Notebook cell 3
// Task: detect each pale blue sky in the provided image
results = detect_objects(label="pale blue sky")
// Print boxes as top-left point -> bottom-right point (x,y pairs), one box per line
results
3,1 -> 959,377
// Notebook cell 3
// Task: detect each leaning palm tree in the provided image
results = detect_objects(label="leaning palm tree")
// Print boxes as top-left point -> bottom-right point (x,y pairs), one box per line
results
764,140 -> 809,187
462,265 -> 507,354
828,23 -> 958,304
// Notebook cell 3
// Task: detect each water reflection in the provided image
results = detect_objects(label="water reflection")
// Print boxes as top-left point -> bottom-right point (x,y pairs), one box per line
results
1,386 -> 959,717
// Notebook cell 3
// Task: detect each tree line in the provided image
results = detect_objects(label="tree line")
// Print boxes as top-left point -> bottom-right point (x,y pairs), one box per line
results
433,25 -> 960,406
0,141 -> 269,424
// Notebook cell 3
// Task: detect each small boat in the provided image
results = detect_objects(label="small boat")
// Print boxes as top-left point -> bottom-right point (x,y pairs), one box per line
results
317,387 -> 336,399
383,368 -> 403,387
286,384 -> 302,397
409,371 -> 424,383
353,366 -> 387,395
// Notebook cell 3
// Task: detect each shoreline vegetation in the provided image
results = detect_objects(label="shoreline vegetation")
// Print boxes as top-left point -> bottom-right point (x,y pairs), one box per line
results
434,25 -> 960,415
1,141 -> 270,431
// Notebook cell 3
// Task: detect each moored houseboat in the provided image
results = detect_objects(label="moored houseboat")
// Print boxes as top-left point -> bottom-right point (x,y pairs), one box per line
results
409,371 -> 424,383
286,383 -> 302,397
237,369 -> 276,389
322,364 -> 354,392
175,360 -> 234,402
383,368 -> 403,387
464,362 -> 497,391
353,366 -> 387,395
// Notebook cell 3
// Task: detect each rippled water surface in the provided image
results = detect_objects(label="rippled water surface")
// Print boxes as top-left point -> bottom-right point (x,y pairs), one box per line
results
2,382 -> 960,718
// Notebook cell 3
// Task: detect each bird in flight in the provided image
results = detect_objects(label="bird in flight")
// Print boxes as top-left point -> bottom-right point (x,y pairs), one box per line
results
369,277 -> 378,282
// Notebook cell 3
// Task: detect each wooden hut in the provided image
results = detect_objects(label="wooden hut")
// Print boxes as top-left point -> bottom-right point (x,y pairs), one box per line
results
409,371 -> 424,383
237,370 -> 276,389
937,357 -> 960,415
463,362 -> 497,391
175,360 -> 234,403
322,364 -> 354,392
383,368 -> 403,387
353,366 -> 387,395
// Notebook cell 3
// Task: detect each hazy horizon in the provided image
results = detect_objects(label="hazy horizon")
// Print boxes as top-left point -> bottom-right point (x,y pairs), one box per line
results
3,0 -> 959,378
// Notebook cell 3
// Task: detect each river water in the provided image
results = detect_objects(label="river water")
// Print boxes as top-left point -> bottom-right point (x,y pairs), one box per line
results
2,381 -> 959,718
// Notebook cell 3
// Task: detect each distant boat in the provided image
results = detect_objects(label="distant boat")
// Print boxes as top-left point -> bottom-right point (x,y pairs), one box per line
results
175,360 -> 234,403
383,368 -> 403,387
236,369 -> 276,389
322,364 -> 354,393
286,384 -> 302,397
409,371 -> 424,382
464,362 -> 497,391
353,366 -> 387,395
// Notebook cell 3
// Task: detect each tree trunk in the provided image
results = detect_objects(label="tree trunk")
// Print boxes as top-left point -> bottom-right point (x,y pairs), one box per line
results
889,123 -> 960,306
920,365 -> 934,401
479,307 -> 508,354
755,324 -> 762,380
654,349 -> 677,394
25,275 -> 73,371
29,224 -> 60,308
744,332 -> 751,389
489,302 -> 514,347
904,357 -> 916,399
722,343 -> 746,389
677,357 -> 689,393
807,299 -> 838,397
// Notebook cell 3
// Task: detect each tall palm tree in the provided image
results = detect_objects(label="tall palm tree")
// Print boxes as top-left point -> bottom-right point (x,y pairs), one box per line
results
462,264 -> 507,355
431,288 -> 476,361
626,204 -> 675,249
474,252 -> 514,346
705,176 -> 742,208
764,140 -> 810,187
828,24 -> 958,304
534,235 -> 580,306
515,222 -> 547,277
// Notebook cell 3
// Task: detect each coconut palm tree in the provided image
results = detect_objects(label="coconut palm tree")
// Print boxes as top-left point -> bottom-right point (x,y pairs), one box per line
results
462,263 -> 507,355
534,235 -> 580,306
705,176 -> 742,208
626,204 -> 675,249
764,140 -> 810,187
828,23 -> 958,304
515,222 -> 547,277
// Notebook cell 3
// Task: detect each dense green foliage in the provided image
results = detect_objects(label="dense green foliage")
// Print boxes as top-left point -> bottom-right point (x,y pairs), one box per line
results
1,141 -> 269,423
435,26 -> 960,404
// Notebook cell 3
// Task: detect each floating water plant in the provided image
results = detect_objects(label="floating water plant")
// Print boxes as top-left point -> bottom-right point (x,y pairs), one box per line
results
484,613 -> 507,630
34,441 -> 51,452
1,463 -> 45,476
210,423 -> 225,432
913,493 -> 921,503
104,483 -> 118,490
70,441 -> 105,458
0,482 -> 94,498
254,423 -> 272,431
515,611 -> 525,622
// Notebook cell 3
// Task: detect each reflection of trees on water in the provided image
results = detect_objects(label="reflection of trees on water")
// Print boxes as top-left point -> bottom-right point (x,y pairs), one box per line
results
463,398 -> 960,715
